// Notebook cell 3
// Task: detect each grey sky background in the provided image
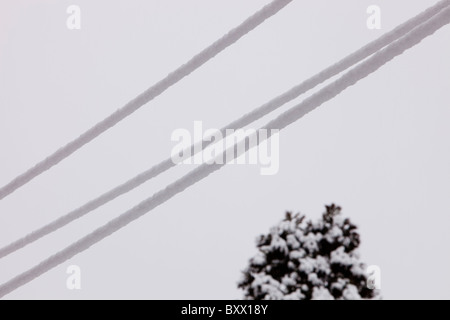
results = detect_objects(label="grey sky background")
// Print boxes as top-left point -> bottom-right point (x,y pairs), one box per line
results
0,0 -> 449,299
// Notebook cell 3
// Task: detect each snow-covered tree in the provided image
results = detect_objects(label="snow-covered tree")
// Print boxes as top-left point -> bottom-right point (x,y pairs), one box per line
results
238,204 -> 379,300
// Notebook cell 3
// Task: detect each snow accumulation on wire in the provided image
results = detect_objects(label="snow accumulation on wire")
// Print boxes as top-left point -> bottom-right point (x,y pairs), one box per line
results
0,0 -> 293,201
0,3 -> 449,298
1,0 -> 449,260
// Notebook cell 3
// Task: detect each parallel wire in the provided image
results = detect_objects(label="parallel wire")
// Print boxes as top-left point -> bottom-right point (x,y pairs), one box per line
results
1,0 -> 448,259
1,4 -> 449,298
0,0 -> 293,201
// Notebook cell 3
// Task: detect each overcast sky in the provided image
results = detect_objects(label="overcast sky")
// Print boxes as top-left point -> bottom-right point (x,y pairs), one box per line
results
0,0 -> 449,299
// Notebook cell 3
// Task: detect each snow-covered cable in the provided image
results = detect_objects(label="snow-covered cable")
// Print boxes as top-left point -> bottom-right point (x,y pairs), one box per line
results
0,0 -> 293,201
1,0 -> 448,259
1,4 -> 449,298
